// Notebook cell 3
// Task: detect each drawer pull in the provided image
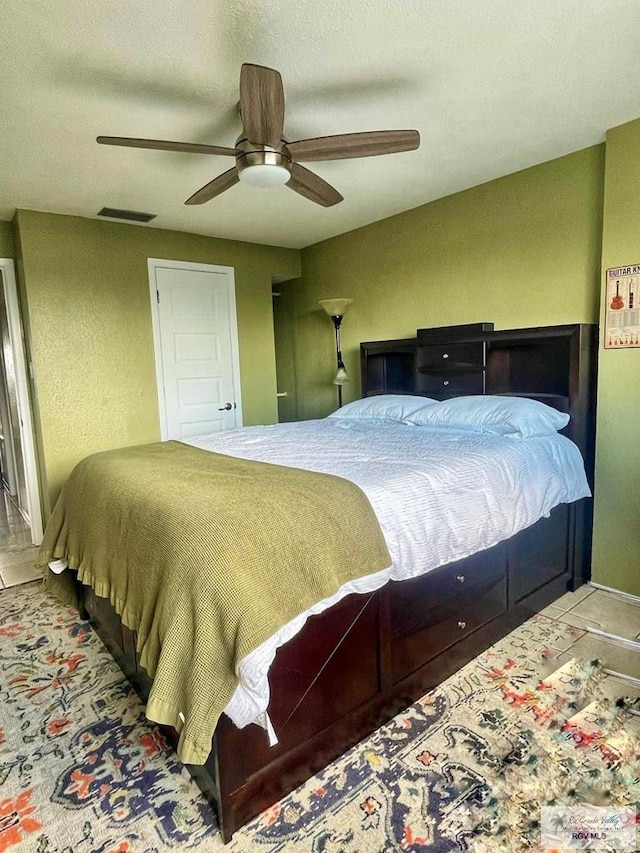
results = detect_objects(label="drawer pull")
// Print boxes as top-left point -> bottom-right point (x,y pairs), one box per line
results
457,621 -> 467,630
443,380 -> 450,386
442,353 -> 449,359
456,575 -> 465,583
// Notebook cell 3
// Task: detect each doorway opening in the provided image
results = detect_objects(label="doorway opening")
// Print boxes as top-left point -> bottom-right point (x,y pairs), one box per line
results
272,278 -> 298,423
0,258 -> 43,589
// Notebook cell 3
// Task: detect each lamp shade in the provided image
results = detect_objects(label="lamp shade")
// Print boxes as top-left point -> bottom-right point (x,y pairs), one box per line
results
319,298 -> 353,318
333,366 -> 349,385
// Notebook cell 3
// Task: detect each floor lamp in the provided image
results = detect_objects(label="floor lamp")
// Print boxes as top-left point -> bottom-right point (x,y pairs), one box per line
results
319,298 -> 353,408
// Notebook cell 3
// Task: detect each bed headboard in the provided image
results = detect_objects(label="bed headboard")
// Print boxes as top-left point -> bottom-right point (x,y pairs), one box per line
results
360,322 -> 598,483
361,322 -> 598,586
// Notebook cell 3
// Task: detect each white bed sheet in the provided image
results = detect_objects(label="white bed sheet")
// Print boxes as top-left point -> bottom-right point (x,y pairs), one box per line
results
184,417 -> 590,736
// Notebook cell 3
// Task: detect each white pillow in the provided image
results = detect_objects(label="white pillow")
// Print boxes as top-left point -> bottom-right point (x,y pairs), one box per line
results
328,394 -> 438,422
403,395 -> 570,438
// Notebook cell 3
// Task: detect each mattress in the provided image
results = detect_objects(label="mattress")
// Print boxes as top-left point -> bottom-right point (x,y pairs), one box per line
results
184,416 -> 591,737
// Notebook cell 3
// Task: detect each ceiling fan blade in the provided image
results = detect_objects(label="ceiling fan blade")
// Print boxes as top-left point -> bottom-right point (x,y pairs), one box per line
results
287,130 -> 420,162
239,64 -> 285,149
184,168 -> 239,205
287,163 -> 343,207
97,136 -> 236,157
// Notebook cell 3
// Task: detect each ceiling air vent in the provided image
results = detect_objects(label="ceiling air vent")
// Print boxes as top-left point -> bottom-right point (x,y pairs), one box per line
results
97,207 -> 156,223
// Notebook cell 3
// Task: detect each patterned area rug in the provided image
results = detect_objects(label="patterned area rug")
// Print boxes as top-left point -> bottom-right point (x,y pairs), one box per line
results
0,582 -> 638,852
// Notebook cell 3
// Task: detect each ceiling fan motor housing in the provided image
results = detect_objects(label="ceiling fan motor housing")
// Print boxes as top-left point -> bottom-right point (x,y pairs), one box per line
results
235,138 -> 292,186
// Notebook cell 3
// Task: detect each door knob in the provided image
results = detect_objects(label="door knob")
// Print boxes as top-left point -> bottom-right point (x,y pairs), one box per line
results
218,402 -> 233,411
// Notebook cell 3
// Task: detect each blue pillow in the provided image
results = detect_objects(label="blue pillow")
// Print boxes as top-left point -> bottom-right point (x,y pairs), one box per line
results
403,395 -> 569,437
328,394 -> 438,422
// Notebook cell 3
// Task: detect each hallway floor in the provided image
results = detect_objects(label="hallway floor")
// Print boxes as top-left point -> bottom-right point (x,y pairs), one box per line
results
0,490 -> 40,587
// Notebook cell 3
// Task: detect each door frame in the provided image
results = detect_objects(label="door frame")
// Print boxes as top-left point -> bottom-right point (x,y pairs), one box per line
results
0,258 -> 44,544
147,258 -> 243,441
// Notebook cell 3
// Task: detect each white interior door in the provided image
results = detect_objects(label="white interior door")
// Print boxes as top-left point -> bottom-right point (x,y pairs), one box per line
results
148,259 -> 243,440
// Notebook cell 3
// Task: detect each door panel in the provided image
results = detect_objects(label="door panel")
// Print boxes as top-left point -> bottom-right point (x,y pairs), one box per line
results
150,261 -> 242,440
174,333 -> 219,362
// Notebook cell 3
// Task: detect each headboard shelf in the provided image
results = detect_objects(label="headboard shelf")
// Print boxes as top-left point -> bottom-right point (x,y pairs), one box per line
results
416,321 -> 495,341
361,322 -> 598,483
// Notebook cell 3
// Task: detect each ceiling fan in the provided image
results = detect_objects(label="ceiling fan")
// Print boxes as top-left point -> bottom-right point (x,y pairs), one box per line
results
97,63 -> 420,208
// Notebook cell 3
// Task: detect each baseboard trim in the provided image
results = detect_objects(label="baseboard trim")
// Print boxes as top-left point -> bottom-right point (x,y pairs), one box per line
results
602,667 -> 640,687
585,626 -> 640,652
588,582 -> 640,606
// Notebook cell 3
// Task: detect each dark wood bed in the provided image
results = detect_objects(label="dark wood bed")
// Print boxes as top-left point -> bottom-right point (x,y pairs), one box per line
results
76,321 -> 597,842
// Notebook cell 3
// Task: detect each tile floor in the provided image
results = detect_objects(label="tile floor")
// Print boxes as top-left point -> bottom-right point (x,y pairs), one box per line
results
541,585 -> 640,705
0,490 -> 41,588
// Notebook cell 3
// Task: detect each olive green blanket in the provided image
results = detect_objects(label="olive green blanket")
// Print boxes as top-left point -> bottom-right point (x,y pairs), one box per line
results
40,441 -> 391,764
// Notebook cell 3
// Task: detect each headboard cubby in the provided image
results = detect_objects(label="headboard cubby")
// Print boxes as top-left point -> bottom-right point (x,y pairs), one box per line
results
359,338 -> 416,396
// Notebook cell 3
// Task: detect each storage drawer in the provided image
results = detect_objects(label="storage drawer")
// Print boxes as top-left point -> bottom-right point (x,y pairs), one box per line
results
416,370 -> 484,395
390,543 -> 506,639
417,341 -> 485,369
391,575 -> 507,683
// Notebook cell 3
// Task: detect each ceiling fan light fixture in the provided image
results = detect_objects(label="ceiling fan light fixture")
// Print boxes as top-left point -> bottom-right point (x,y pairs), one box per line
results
238,163 -> 291,187
236,141 -> 291,188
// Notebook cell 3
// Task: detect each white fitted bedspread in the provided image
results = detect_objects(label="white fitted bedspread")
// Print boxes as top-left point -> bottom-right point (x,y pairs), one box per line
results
184,417 -> 590,735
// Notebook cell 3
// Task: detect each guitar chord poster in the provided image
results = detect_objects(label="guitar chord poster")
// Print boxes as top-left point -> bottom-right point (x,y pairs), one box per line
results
605,263 -> 640,348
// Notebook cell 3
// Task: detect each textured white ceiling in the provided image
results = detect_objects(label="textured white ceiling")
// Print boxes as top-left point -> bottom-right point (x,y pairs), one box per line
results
2,0 -> 640,249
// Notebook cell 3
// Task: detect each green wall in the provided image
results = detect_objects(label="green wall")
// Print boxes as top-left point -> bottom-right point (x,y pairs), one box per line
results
0,221 -> 14,258
591,118 -> 640,595
15,210 -> 300,508
295,146 -> 604,419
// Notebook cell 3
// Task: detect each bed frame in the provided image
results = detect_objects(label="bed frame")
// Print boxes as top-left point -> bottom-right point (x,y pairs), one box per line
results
79,322 -> 598,842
